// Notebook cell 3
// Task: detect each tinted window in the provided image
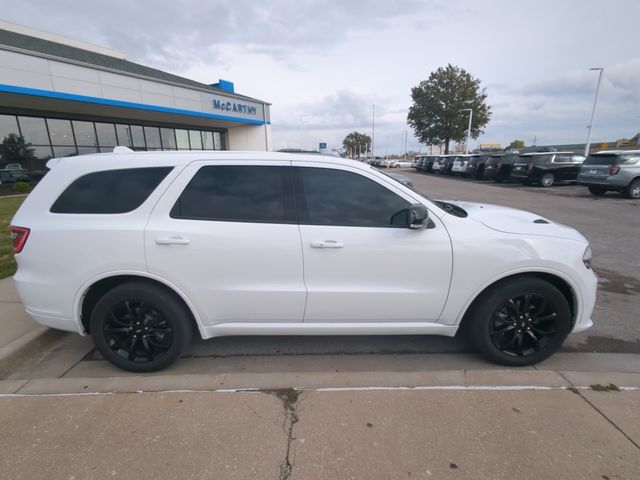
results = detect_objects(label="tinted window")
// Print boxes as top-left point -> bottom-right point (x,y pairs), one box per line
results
171,166 -> 291,223
297,167 -> 410,227
519,155 -> 553,164
584,154 -> 640,166
51,167 -> 172,214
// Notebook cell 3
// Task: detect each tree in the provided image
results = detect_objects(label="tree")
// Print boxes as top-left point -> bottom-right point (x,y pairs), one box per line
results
342,131 -> 371,158
0,134 -> 36,169
407,64 -> 491,154
509,140 -> 525,149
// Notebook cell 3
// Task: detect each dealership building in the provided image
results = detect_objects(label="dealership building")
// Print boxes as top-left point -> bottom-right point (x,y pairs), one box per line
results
0,21 -> 272,170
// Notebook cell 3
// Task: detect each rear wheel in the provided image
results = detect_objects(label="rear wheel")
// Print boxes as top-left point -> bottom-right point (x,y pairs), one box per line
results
470,277 -> 572,366
624,179 -> 640,199
588,186 -> 607,196
90,282 -> 193,372
540,173 -> 555,187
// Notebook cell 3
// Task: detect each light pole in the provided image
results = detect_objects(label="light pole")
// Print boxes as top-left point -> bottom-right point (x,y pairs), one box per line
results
585,67 -> 604,156
460,108 -> 473,154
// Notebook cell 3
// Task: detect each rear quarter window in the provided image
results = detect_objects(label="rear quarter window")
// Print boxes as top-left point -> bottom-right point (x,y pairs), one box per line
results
50,167 -> 172,214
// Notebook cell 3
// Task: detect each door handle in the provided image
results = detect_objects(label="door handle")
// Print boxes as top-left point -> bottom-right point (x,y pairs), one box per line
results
310,240 -> 343,248
155,236 -> 191,245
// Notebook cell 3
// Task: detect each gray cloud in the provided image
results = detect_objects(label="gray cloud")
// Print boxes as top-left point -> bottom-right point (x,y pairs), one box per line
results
2,0 -> 440,69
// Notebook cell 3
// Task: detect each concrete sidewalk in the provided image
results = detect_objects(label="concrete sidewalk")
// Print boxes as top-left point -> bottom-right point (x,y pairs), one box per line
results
0,277 -> 65,376
1,383 -> 639,479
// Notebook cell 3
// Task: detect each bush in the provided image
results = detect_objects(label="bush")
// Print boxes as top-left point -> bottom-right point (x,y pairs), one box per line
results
12,182 -> 31,193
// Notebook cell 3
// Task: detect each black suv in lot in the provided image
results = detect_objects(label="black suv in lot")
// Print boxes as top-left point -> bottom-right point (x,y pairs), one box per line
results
510,152 -> 586,187
483,154 -> 518,183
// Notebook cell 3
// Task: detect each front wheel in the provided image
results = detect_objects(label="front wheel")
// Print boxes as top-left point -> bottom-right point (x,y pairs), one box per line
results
624,179 -> 640,199
470,277 -> 572,366
540,173 -> 555,187
90,282 -> 193,372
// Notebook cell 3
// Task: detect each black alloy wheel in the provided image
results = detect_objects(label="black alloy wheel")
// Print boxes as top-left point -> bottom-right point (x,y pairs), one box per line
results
489,293 -> 559,357
470,277 -> 571,366
90,282 -> 192,372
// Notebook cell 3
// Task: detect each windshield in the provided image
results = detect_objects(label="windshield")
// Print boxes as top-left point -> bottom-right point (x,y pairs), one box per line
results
584,154 -> 640,166
486,157 -> 501,166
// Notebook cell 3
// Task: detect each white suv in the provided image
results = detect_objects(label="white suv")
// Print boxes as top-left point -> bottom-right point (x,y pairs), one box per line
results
11,149 -> 597,372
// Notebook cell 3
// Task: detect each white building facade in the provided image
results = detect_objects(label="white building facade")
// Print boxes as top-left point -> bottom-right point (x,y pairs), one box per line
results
0,21 -> 271,172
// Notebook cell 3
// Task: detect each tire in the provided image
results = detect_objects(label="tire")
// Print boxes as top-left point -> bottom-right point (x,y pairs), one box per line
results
540,173 -> 555,187
470,277 -> 572,366
624,179 -> 640,199
588,186 -> 607,196
90,282 -> 193,372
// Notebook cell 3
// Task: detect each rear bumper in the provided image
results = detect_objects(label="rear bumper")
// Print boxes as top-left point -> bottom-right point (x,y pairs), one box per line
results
577,176 -> 627,189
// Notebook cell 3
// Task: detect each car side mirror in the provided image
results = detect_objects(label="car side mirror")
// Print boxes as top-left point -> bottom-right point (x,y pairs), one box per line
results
390,204 -> 430,230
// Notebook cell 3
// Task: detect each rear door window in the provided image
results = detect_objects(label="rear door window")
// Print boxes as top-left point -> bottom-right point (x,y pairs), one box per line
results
170,165 -> 295,223
51,167 -> 172,214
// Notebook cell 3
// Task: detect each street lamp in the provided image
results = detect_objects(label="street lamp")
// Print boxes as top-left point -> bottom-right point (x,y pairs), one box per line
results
585,67 -> 604,156
460,108 -> 473,154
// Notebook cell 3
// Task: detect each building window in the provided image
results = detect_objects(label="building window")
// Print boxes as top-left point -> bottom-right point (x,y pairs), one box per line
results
160,128 -> 177,150
188,130 -> 203,150
46,119 -> 75,146
176,129 -> 190,149
18,116 -> 49,145
115,124 -> 133,147
73,121 -> 98,147
202,131 -> 214,150
144,126 -> 161,150
130,125 -> 146,148
95,123 -> 117,148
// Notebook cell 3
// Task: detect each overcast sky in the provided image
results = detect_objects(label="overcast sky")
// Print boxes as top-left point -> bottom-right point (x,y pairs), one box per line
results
2,0 -> 639,153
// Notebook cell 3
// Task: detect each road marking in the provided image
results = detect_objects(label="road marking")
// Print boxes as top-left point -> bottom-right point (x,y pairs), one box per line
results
1,385 -> 639,397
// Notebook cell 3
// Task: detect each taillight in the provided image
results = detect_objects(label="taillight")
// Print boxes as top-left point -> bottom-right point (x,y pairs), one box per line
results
527,163 -> 534,173
10,226 -> 30,254
609,164 -> 620,175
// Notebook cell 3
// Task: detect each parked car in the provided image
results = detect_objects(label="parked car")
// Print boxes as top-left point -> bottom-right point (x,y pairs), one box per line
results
451,155 -> 474,176
422,155 -> 436,173
577,150 -> 640,199
440,156 -> 456,175
0,163 -> 30,183
483,154 -> 518,183
11,149 -> 596,371
510,152 -> 586,187
465,155 -> 488,179
412,156 -> 424,170
431,156 -> 444,173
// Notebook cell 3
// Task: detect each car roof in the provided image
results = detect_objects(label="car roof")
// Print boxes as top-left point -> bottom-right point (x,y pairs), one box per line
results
46,149 -> 366,171
594,150 -> 640,155
520,151 -> 579,156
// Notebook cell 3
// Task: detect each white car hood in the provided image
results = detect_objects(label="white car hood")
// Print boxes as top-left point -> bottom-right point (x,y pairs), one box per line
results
441,200 -> 586,242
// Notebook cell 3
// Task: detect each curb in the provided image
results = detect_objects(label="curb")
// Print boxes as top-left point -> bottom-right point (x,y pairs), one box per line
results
0,327 -> 66,377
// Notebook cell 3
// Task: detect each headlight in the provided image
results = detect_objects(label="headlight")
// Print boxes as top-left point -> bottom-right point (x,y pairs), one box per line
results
582,245 -> 592,269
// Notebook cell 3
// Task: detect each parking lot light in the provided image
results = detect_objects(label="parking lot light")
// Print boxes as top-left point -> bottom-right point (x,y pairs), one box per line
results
460,108 -> 473,154
585,67 -> 604,156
